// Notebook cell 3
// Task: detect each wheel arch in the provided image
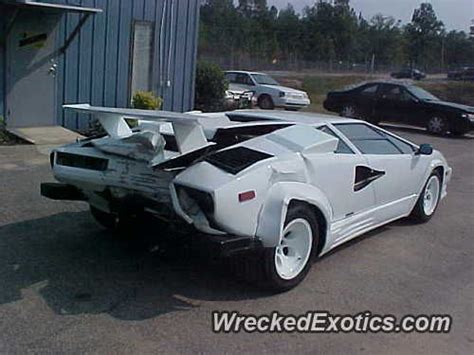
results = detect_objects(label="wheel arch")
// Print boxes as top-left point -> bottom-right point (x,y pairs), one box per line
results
255,182 -> 332,252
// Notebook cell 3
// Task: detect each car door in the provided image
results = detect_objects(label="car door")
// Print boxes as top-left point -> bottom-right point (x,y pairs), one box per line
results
303,126 -> 377,246
333,123 -> 423,224
376,84 -> 419,124
352,83 -> 381,118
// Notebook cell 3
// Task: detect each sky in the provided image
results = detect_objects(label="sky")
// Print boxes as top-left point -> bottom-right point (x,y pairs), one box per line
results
267,0 -> 474,31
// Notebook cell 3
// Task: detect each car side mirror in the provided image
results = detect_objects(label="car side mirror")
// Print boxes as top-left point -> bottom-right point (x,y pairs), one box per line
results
416,144 -> 433,155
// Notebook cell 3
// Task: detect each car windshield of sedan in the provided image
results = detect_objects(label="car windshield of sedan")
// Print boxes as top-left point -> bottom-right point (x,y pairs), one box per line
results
251,74 -> 280,86
407,86 -> 439,101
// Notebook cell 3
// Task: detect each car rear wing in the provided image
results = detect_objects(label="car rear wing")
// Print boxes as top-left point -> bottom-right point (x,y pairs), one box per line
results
63,104 -> 214,155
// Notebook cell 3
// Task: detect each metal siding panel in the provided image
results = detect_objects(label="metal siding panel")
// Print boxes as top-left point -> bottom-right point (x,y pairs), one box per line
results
63,10 -> 80,129
132,0 -> 146,20
189,0 -> 199,111
172,0 -> 187,112
0,39 -> 4,119
76,0 -> 95,129
116,0 -> 132,107
152,0 -> 165,98
161,0 -> 172,111
103,0 -> 120,107
91,0 -> 107,107
144,0 -> 156,22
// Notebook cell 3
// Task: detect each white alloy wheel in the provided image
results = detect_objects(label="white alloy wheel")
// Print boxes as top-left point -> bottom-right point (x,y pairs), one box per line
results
341,105 -> 359,119
423,175 -> 441,216
427,116 -> 446,134
275,218 -> 313,280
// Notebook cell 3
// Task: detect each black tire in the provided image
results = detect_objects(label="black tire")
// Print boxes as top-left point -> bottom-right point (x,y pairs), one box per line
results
231,205 -> 320,292
258,95 -> 274,110
426,115 -> 449,135
410,171 -> 442,223
89,205 -> 137,236
340,105 -> 363,120
90,205 -> 118,230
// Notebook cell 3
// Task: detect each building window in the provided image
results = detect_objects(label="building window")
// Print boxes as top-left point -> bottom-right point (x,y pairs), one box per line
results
130,21 -> 154,99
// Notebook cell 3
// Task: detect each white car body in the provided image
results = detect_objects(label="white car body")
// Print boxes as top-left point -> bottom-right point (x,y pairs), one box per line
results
224,71 -> 311,110
42,105 -> 451,289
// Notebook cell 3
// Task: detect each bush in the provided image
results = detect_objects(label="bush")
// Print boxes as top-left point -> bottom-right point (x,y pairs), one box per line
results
194,61 -> 228,112
132,91 -> 163,110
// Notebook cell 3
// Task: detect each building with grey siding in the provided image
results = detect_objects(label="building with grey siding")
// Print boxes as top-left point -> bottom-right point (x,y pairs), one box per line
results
0,0 -> 199,130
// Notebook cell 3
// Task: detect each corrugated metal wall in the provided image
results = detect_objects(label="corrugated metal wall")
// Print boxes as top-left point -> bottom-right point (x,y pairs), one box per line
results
0,14 -> 5,120
50,0 -> 199,130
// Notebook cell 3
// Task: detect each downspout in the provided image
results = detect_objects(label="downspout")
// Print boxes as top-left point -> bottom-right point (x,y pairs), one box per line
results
166,0 -> 174,88
159,0 -> 167,91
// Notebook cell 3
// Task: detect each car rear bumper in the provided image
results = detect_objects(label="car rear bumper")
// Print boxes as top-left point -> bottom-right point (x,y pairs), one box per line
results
275,97 -> 310,109
196,233 -> 263,257
41,183 -> 262,257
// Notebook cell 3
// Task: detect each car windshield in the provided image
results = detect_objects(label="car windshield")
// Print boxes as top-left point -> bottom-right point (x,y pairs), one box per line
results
407,86 -> 439,101
251,74 -> 280,86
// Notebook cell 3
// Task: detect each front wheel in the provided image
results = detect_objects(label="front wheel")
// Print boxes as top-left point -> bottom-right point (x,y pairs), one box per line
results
410,172 -> 442,222
258,95 -> 275,110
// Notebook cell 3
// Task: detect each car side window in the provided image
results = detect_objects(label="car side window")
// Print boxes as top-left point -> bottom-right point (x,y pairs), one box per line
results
317,126 -> 354,154
384,85 -> 402,100
359,84 -> 379,96
225,73 -> 237,83
334,123 -> 412,155
235,74 -> 254,86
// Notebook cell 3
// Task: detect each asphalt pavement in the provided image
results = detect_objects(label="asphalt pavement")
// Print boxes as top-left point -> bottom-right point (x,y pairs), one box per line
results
0,127 -> 472,354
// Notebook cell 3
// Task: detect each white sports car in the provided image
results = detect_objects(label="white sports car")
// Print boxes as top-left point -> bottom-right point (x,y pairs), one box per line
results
42,106 -> 452,291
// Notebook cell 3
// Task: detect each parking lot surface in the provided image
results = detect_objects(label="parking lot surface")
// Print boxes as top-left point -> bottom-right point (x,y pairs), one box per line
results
0,128 -> 473,354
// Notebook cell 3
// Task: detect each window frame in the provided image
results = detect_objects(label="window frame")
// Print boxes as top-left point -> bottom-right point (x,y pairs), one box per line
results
316,125 -> 355,154
129,20 -> 155,102
332,122 -> 417,156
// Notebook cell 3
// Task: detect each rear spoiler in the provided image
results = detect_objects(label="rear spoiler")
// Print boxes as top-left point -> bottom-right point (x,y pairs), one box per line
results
63,104 -> 214,155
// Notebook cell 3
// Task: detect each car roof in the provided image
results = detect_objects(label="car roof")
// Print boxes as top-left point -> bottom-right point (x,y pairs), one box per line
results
224,70 -> 267,76
225,110 -> 359,125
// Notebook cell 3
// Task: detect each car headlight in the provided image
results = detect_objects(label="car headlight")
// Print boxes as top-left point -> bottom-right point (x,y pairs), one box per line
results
279,91 -> 286,97
462,113 -> 474,120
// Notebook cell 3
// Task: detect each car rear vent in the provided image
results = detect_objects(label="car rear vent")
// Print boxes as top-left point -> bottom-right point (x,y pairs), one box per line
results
56,152 -> 108,171
205,147 -> 273,174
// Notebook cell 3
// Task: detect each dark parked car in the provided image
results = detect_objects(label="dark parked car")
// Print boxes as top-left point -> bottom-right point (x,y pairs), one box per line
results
323,82 -> 474,136
447,67 -> 474,81
391,68 -> 426,80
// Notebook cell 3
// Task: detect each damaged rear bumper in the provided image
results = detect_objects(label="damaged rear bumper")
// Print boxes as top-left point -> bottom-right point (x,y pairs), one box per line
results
41,183 -> 262,257
196,233 -> 263,257
41,183 -> 86,201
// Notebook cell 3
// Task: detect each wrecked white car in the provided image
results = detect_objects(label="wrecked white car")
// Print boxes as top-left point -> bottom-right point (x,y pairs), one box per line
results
41,105 -> 452,291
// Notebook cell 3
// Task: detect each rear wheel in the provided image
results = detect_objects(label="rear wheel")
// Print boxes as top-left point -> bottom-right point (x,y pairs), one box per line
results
89,205 -> 137,236
90,205 -> 118,230
410,172 -> 442,222
427,116 -> 449,135
340,105 -> 362,120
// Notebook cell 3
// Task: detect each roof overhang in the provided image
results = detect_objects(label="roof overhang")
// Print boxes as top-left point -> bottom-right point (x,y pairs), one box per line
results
0,0 -> 102,13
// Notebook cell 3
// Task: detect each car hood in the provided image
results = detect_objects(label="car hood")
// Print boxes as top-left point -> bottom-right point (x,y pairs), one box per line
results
227,84 -> 249,93
425,100 -> 474,113
259,84 -> 306,94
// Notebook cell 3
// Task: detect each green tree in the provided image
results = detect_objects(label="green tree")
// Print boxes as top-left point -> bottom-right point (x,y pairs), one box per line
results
405,3 -> 444,69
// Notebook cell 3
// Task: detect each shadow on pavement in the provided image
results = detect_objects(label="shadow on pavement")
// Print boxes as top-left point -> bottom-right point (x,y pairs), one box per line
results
0,211 -> 269,321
